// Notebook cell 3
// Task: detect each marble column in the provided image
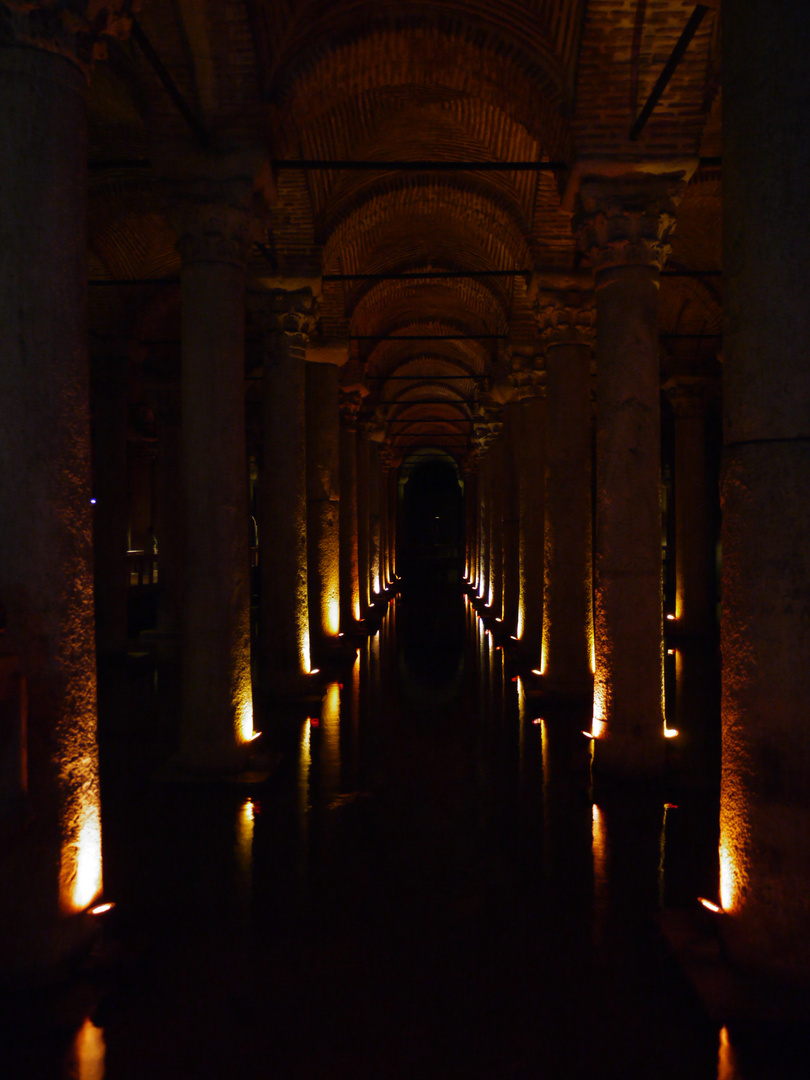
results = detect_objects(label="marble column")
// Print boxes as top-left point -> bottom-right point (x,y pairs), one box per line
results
536,287 -> 595,699
306,360 -> 341,656
577,173 -> 685,775
502,402 -> 522,637
488,436 -> 505,618
719,0 -> 810,984
379,452 -> 390,589
477,450 -> 491,602
664,377 -> 716,637
91,344 -> 130,654
387,465 -> 398,583
368,442 -> 382,601
511,372 -> 546,662
339,395 -> 361,629
153,383 -> 184,640
174,177 -> 259,768
464,466 -> 478,586
252,289 -> 317,693
0,4 -> 130,978
356,430 -> 371,617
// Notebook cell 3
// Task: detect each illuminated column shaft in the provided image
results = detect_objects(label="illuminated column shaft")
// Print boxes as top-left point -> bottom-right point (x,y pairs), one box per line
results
0,31 -> 101,963
356,432 -> 371,615
720,0 -> 810,983
578,175 -> 683,774
502,402 -> 522,636
465,468 -> 478,583
478,453 -> 491,599
664,378 -> 715,636
387,467 -> 398,581
379,456 -> 390,588
176,182 -> 256,768
537,288 -> 595,698
306,360 -> 341,652
368,442 -> 382,599
339,404 -> 361,628
488,436 -> 505,616
514,381 -> 546,659
254,290 -> 317,689
91,345 -> 130,653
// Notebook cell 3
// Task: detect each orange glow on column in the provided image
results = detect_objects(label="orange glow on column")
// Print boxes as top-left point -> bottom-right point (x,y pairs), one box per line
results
70,1018 -> 106,1080
61,798 -> 103,914
301,628 -> 312,674
238,695 -> 255,744
327,595 -> 340,636
719,842 -> 737,913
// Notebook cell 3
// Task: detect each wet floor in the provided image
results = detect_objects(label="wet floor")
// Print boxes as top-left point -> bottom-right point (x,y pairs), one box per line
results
5,568 -> 810,1078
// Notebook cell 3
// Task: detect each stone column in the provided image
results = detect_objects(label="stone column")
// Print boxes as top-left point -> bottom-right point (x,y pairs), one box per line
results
306,359 -> 341,654
173,174 -> 260,769
719,0 -> 810,984
488,436 -> 505,618
536,286 -> 596,699
0,2 -> 131,977
477,450 -> 491,602
663,377 -> 716,637
251,289 -> 317,693
502,402 -> 522,637
387,465 -> 399,583
577,173 -> 685,775
368,442 -> 382,601
464,465 -> 478,586
153,382 -> 184,641
356,430 -> 371,617
91,344 -> 130,654
339,394 -> 361,629
511,370 -> 546,663
379,451 -> 390,589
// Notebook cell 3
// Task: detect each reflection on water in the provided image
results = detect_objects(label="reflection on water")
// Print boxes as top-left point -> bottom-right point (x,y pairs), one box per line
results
67,1019 -> 105,1080
717,1026 -> 741,1080
8,572 -> 798,1080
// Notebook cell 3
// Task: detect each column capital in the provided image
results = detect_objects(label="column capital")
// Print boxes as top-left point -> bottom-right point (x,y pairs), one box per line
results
338,388 -> 363,430
0,0 -> 135,75
509,363 -> 546,402
573,173 -> 686,274
663,375 -> 718,418
534,288 -> 596,349
172,183 -> 259,268
248,287 -> 320,343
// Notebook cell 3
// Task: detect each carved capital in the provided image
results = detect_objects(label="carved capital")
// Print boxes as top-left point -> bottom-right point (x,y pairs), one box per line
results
535,288 -> 596,349
0,1 -> 135,73
509,362 -> 546,402
574,174 -> 685,274
248,287 -> 319,344
339,388 -> 363,429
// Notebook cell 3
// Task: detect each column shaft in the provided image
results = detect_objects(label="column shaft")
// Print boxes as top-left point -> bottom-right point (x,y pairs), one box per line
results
593,263 -> 663,769
356,434 -> 371,616
720,0 -> 810,983
306,362 -> 341,653
339,415 -> 361,627
179,212 -> 254,767
515,393 -> 546,660
543,343 -> 593,697
502,403 -> 522,636
260,332 -> 311,685
0,45 -> 101,972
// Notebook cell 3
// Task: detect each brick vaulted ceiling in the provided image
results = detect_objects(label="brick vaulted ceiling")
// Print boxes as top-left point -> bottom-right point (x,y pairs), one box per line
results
87,0 -> 722,463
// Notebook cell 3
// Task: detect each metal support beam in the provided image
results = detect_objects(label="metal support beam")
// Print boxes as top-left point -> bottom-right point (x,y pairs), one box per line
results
629,5 -> 710,141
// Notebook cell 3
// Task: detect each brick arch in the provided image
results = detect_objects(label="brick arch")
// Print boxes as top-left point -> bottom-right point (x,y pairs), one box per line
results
268,18 -> 569,159
348,279 -> 510,345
